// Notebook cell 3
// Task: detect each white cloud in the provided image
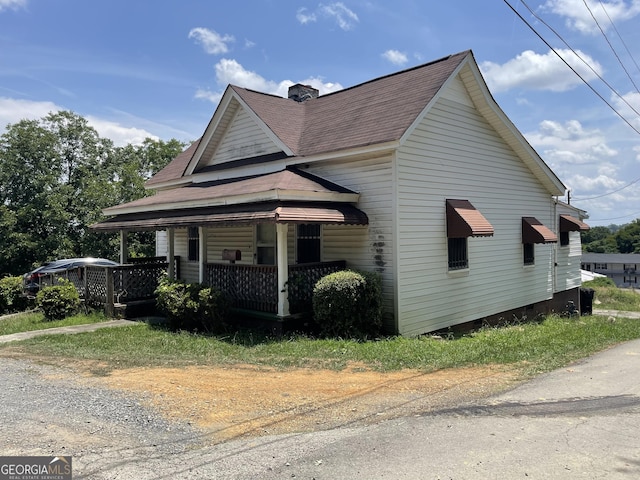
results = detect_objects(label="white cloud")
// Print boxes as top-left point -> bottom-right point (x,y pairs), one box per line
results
86,116 -> 158,147
194,88 -> 223,104
480,49 -> 603,92
297,2 -> 359,30
196,58 -> 343,103
188,27 -> 235,55
382,49 -> 408,66
565,171 -> 623,192
296,7 -> 317,24
542,0 -> 640,35
0,0 -> 26,12
526,119 -> 617,168
611,90 -> 640,130
0,97 -> 157,147
0,97 -> 60,129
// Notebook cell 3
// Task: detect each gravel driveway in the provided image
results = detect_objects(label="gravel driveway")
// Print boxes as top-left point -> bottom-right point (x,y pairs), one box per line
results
0,358 -> 198,479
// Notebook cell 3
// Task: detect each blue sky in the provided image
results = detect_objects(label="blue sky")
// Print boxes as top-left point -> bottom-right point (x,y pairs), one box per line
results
1,0 -> 639,226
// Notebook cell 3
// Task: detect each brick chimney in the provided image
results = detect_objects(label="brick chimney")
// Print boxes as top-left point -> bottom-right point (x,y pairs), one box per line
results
288,84 -> 319,102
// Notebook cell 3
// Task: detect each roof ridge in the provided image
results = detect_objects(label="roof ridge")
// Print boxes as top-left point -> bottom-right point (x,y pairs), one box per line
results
316,50 -> 470,101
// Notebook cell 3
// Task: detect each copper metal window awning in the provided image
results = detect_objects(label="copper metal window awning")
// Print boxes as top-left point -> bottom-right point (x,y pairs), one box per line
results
446,199 -> 494,238
522,217 -> 558,244
559,214 -> 590,232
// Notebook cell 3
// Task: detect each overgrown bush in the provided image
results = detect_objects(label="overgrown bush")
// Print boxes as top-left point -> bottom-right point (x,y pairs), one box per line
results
0,276 -> 29,314
155,278 -> 228,333
36,279 -> 81,321
312,270 -> 382,338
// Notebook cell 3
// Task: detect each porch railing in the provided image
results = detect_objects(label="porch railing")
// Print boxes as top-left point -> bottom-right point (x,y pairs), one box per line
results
39,258 -> 179,312
205,260 -> 347,314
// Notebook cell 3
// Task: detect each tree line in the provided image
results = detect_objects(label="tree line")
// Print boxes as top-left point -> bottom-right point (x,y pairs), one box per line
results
0,111 -> 187,277
581,220 -> 640,254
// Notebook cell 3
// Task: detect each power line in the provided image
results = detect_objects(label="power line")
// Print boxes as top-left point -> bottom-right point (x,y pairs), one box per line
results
583,0 -> 640,94
589,211 -> 640,222
503,0 -> 640,203
571,172 -> 640,201
599,1 -> 640,82
510,0 -> 640,122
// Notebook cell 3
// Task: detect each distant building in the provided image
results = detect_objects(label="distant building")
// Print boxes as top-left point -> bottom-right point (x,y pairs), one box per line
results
581,253 -> 640,288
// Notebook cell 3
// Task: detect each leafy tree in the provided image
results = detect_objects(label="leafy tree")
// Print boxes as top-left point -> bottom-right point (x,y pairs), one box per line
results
90,137 -> 186,259
614,219 -> 640,253
0,111 -> 186,275
581,225 -> 612,245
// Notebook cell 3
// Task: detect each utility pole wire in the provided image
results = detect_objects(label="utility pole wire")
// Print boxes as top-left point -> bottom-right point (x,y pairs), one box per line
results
502,0 -> 640,137
583,0 -> 640,95
599,0 -> 640,82
513,0 -> 640,121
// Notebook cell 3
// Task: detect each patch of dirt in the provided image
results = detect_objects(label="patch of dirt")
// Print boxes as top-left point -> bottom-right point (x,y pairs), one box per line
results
94,364 -> 521,443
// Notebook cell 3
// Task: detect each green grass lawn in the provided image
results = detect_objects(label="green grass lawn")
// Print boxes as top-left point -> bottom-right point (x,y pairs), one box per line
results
0,310 -> 109,336
591,285 -> 640,311
2,313 -> 639,377
1,284 -> 639,377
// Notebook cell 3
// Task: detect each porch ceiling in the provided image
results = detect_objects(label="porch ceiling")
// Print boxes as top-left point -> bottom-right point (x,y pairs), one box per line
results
91,201 -> 369,232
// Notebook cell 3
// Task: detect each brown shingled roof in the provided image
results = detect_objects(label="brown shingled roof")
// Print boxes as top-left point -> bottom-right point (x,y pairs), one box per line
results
234,51 -> 469,157
107,167 -> 358,215
146,140 -> 200,187
148,51 -> 470,186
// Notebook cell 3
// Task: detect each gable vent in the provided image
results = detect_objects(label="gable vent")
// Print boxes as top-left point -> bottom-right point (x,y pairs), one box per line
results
288,83 -> 319,102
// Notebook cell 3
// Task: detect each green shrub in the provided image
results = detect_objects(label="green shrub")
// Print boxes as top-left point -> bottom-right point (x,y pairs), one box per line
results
0,276 -> 29,314
36,279 -> 81,321
312,270 -> 382,338
155,278 -> 228,333
583,277 -> 616,288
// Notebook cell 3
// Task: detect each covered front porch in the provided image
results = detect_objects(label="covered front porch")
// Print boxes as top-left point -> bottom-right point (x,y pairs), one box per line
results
92,168 -> 369,320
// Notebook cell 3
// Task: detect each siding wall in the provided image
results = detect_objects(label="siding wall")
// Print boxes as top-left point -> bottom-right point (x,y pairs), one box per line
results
306,156 -> 395,329
555,204 -> 583,292
202,107 -> 280,167
395,76 -> 557,335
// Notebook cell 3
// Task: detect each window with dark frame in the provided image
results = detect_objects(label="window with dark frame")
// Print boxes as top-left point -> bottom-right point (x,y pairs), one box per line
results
296,224 -> 321,263
448,237 -> 468,270
523,243 -> 535,265
188,227 -> 199,262
560,231 -> 569,246
256,224 -> 276,265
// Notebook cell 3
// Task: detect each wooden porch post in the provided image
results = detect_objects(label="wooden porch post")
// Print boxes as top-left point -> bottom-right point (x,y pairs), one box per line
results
276,223 -> 290,318
119,230 -> 128,264
167,228 -> 175,280
198,226 -> 208,284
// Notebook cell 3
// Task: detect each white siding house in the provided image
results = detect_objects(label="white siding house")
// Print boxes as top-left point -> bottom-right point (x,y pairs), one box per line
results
95,50 -> 588,335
